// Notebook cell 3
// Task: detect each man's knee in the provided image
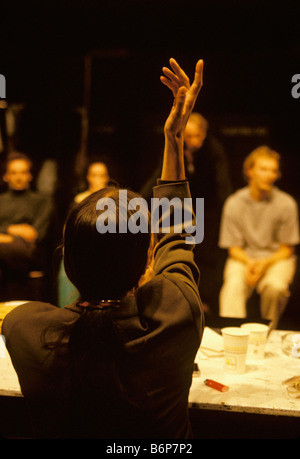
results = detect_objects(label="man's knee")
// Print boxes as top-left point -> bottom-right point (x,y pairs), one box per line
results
222,276 -> 249,295
260,281 -> 290,299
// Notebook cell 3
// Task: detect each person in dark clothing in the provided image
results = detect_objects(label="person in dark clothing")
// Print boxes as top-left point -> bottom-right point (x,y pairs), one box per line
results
3,58 -> 204,439
184,113 -> 232,313
183,112 -> 231,207
0,152 -> 53,277
141,112 -> 232,313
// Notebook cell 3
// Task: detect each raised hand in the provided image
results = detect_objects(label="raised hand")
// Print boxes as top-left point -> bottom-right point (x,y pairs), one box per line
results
160,58 -> 203,181
161,58 -> 203,134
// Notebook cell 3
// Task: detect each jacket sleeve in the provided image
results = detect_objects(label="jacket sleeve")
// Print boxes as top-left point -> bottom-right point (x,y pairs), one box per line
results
152,180 -> 200,294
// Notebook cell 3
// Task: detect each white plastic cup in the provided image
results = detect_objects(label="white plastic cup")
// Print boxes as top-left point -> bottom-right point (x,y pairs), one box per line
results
221,327 -> 250,374
241,323 -> 269,360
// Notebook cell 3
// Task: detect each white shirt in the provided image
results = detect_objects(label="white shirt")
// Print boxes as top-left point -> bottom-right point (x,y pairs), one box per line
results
219,186 -> 300,258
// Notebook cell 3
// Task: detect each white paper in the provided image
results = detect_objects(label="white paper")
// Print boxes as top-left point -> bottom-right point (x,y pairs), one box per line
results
0,334 -> 22,394
198,327 -> 224,358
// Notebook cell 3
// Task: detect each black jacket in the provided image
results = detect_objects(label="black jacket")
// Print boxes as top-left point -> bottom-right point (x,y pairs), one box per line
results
3,180 -> 203,439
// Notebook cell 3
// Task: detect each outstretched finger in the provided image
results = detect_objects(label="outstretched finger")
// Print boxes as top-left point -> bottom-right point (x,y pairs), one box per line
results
184,59 -> 204,116
162,66 -> 180,86
160,75 -> 178,97
169,58 -> 190,87
190,59 -> 204,96
173,86 -> 187,114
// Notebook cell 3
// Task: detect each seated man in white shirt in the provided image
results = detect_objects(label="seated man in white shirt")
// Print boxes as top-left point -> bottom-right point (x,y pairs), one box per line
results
219,146 -> 299,328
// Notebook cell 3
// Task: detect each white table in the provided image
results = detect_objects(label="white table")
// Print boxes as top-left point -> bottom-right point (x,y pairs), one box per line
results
189,328 -> 300,418
0,302 -> 24,397
0,302 -> 299,438
0,337 -> 22,397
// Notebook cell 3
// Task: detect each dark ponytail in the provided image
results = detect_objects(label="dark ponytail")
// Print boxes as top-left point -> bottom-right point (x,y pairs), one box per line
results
67,307 -> 124,394
41,186 -> 152,435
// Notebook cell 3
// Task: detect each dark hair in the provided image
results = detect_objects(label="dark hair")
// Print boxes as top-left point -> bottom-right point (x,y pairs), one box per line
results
63,186 -> 151,301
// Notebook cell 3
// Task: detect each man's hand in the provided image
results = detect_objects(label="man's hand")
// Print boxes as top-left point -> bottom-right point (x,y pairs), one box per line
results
244,245 -> 294,287
229,246 -> 273,287
160,58 -> 203,181
7,224 -> 38,243
246,259 -> 268,287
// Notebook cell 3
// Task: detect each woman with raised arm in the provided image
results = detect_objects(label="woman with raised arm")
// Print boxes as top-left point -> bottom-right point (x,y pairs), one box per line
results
3,58 -> 204,439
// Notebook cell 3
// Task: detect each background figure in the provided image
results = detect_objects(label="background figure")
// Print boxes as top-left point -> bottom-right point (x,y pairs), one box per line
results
183,113 -> 231,204
0,152 -> 53,298
140,112 -> 232,313
35,158 -> 58,197
183,113 -> 232,314
73,160 -> 110,203
219,146 -> 299,329
57,160 -> 110,307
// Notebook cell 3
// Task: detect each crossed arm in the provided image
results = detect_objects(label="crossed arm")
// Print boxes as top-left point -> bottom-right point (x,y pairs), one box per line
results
0,224 -> 38,244
229,245 -> 294,287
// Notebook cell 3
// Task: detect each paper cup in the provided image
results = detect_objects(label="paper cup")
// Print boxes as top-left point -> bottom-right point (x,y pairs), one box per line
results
221,327 -> 249,374
241,323 -> 269,360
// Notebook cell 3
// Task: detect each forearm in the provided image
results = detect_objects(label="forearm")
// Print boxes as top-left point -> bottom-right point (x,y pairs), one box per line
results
263,244 -> 294,267
228,246 -> 252,264
7,224 -> 38,243
229,245 -> 294,264
161,134 -> 185,181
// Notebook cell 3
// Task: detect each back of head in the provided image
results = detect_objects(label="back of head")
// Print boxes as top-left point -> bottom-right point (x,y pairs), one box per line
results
63,186 -> 151,301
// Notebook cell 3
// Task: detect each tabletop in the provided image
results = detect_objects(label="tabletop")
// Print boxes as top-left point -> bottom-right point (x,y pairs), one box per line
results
1,301 -> 300,418
189,327 -> 300,418
0,301 -> 27,397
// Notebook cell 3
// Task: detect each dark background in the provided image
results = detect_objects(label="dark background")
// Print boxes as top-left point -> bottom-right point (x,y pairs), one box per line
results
1,0 -> 300,193
1,0 -> 300,321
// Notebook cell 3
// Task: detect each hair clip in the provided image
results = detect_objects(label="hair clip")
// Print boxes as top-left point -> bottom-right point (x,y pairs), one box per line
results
77,299 -> 121,310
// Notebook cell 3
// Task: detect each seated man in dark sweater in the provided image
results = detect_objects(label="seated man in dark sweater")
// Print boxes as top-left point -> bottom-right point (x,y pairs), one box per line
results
0,152 -> 53,280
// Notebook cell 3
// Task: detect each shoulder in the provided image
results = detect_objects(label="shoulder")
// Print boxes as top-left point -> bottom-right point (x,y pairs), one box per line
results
223,187 -> 249,210
74,190 -> 90,203
27,191 -> 51,203
272,188 -> 298,208
137,273 -> 202,336
2,301 -> 77,341
0,191 -> 11,201
138,266 -> 201,313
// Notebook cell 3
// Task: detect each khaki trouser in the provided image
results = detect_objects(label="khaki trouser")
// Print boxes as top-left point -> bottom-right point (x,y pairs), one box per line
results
219,256 -> 297,328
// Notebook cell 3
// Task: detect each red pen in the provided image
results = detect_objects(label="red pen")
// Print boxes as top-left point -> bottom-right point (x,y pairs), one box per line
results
204,379 -> 229,392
